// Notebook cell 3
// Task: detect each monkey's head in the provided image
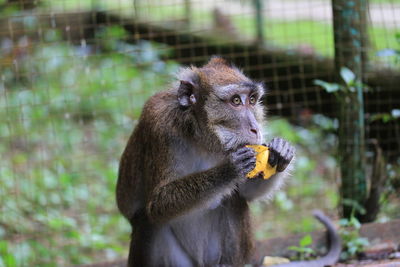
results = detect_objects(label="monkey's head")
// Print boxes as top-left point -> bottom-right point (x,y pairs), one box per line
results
177,57 -> 265,152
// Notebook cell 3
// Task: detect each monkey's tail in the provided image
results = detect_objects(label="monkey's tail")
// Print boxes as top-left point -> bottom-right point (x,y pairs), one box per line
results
269,210 -> 342,267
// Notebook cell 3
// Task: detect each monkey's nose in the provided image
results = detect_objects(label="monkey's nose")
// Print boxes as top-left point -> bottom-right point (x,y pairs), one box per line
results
250,128 -> 258,136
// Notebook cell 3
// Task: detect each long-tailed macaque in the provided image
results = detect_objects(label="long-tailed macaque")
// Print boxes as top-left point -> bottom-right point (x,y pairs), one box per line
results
117,57 -> 314,266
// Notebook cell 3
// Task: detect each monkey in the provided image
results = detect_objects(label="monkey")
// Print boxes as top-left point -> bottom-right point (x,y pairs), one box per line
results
116,56 -> 296,267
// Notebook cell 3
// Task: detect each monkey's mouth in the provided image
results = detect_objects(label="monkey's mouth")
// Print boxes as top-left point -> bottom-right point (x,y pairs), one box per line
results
214,126 -> 261,152
240,134 -> 263,146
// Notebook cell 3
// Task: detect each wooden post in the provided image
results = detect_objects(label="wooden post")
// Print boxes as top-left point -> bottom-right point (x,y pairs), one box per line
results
332,0 -> 369,219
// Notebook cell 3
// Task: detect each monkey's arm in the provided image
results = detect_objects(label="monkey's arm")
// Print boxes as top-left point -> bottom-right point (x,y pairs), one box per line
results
146,164 -> 236,224
147,147 -> 255,224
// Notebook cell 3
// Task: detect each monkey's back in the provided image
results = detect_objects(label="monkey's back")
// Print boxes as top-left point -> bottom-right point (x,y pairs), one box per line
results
116,90 -> 178,221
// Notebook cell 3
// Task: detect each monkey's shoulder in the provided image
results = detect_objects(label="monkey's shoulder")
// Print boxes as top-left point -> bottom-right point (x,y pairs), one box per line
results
142,89 -> 177,115
142,89 -> 178,120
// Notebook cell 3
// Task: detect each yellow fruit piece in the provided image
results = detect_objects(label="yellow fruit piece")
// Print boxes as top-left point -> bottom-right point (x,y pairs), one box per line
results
245,145 -> 277,179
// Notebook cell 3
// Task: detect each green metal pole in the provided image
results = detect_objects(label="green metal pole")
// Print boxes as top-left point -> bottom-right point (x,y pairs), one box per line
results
332,0 -> 368,219
253,0 -> 264,45
184,0 -> 192,28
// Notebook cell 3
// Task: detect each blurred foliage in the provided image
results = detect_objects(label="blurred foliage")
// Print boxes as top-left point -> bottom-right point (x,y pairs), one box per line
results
339,216 -> 369,260
0,25 -> 178,266
288,234 -> 316,261
314,67 -> 371,96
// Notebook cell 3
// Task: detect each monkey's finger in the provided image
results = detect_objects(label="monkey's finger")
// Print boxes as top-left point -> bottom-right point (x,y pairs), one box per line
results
233,148 -> 255,160
287,145 -> 295,160
275,152 -> 286,172
267,138 -> 282,157
277,161 -> 290,172
283,144 -> 295,163
273,138 -> 284,151
244,158 -> 256,167
235,146 -> 255,156
243,159 -> 256,172
280,141 -> 291,159
235,153 -> 256,165
277,143 -> 293,172
266,138 -> 274,149
268,150 -> 278,167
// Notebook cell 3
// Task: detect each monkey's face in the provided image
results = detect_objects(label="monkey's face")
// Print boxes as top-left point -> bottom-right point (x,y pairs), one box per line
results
205,82 -> 265,151
176,57 -> 265,153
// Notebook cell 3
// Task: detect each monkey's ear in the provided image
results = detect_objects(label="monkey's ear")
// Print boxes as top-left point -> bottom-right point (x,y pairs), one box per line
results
178,80 -> 197,108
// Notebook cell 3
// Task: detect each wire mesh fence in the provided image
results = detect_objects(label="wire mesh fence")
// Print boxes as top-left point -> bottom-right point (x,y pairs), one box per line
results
0,0 -> 399,266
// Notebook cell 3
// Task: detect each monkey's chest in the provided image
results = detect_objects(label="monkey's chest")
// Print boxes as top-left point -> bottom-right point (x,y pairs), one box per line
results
173,147 -> 224,177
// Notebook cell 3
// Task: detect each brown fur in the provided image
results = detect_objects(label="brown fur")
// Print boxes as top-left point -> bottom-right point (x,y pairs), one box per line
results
197,57 -> 250,88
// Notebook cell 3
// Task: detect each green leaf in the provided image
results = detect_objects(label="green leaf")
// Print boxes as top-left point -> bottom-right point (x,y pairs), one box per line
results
299,234 -> 313,247
340,67 -> 356,85
0,241 -> 17,267
313,79 -> 340,93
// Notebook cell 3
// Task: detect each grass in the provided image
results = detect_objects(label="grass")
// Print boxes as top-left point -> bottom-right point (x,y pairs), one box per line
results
233,16 -> 399,63
233,17 -> 335,56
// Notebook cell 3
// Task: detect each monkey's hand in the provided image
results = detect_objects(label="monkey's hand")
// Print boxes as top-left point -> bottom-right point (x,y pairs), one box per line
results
238,139 -> 295,201
230,146 -> 256,178
267,138 -> 295,172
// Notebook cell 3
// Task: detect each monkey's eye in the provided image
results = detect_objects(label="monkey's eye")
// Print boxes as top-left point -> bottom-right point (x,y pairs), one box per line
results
231,96 -> 242,106
249,95 -> 257,105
